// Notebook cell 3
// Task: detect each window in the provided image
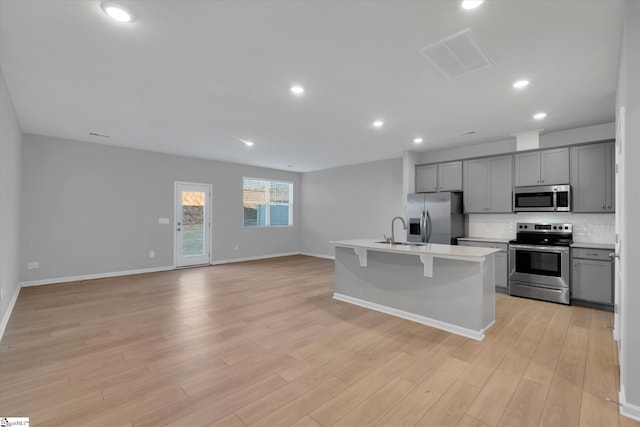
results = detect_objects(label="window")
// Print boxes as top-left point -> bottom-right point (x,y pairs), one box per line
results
243,178 -> 293,227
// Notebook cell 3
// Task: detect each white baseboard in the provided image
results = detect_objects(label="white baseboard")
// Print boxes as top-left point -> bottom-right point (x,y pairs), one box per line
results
19,266 -> 175,287
300,252 -> 335,260
0,285 -> 21,341
333,292 -> 487,341
211,252 -> 301,265
620,387 -> 640,422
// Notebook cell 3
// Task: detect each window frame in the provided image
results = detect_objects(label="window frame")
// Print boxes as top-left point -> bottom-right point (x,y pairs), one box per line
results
243,177 -> 294,228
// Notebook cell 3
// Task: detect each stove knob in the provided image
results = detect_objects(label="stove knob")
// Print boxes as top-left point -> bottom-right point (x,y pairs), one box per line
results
564,226 -> 569,230
524,225 -> 528,229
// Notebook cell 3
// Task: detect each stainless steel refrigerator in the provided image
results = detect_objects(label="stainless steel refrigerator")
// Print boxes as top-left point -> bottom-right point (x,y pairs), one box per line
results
406,192 -> 464,244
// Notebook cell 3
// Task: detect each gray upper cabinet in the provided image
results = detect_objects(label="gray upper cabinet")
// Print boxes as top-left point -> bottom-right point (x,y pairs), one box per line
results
463,155 -> 513,213
571,141 -> 615,212
515,147 -> 569,186
416,161 -> 462,193
416,164 -> 438,192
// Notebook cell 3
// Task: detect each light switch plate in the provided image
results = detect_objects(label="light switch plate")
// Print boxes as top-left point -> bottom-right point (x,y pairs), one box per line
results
158,218 -> 170,224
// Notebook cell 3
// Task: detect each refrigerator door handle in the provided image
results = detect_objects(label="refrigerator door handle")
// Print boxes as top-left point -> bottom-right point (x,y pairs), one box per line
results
421,211 -> 426,243
425,210 -> 432,243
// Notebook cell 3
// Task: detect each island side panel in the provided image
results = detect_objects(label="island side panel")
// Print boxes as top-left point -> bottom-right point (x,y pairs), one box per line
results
333,246 -> 495,339
481,254 -> 496,331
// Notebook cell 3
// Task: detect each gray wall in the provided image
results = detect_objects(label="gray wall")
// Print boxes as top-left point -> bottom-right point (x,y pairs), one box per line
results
617,0 -> 640,412
20,135 -> 301,282
0,68 -> 22,325
300,158 -> 403,257
416,123 -> 615,165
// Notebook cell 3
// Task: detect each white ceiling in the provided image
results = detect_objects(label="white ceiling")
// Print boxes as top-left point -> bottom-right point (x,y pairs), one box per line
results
0,0 -> 625,172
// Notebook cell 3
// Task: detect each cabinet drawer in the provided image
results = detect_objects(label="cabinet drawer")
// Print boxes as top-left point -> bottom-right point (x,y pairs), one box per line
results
459,240 -> 508,252
572,248 -> 612,261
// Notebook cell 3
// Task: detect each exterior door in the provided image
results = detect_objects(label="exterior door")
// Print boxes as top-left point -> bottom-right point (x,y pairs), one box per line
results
175,182 -> 211,267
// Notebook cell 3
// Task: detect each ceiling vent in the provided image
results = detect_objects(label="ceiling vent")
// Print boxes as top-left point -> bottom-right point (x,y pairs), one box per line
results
419,28 -> 493,79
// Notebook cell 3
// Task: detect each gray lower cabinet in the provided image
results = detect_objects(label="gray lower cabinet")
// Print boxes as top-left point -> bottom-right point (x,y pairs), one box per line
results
458,240 -> 508,291
463,155 -> 513,213
571,247 -> 613,305
570,141 -> 615,212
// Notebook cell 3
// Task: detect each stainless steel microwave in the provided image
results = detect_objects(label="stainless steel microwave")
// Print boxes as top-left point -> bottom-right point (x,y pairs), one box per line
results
513,185 -> 571,212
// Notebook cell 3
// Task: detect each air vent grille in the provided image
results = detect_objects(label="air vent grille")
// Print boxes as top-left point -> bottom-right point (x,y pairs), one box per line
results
419,28 -> 493,79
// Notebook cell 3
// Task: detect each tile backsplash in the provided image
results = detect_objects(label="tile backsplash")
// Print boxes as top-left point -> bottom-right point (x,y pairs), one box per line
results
467,213 -> 615,244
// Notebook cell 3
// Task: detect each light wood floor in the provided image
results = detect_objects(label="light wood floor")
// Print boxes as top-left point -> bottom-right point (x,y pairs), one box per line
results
1,255 -> 637,427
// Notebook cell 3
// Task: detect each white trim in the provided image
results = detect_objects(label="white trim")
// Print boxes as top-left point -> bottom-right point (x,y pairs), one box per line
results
300,252 -> 335,260
0,285 -> 21,341
211,252 -> 300,265
333,292 -> 489,341
19,266 -> 175,287
620,387 -> 640,422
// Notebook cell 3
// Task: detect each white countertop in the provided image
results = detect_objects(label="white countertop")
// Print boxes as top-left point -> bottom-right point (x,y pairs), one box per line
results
571,242 -> 615,250
458,237 -> 512,244
331,239 -> 501,260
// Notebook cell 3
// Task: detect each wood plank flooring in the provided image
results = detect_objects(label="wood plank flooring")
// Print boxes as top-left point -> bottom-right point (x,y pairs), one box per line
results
0,255 -> 636,426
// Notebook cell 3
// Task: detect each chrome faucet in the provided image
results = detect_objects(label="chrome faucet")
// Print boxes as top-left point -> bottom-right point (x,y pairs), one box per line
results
390,216 -> 407,245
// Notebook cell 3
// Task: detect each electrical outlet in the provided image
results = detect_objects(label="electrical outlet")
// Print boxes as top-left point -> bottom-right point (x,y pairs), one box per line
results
0,284 -> 5,301
27,261 -> 39,270
149,250 -> 155,258
234,244 -> 239,251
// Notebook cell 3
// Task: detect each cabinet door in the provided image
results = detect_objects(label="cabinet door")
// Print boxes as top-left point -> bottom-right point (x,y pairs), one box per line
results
540,147 -> 569,184
438,161 -> 463,191
572,258 -> 613,304
605,141 -> 615,212
571,143 -> 607,212
488,155 -> 513,212
495,251 -> 508,289
514,151 -> 541,186
463,159 -> 488,213
416,164 -> 438,193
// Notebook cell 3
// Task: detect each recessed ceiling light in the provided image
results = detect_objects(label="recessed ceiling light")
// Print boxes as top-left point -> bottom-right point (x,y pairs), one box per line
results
513,80 -> 530,89
101,1 -> 135,23
373,120 -> 384,128
461,0 -> 484,10
239,139 -> 254,147
290,85 -> 304,95
414,138 -> 423,144
533,112 -> 547,120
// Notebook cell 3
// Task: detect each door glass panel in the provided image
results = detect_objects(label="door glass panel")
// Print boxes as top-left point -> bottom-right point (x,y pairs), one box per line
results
181,191 -> 205,257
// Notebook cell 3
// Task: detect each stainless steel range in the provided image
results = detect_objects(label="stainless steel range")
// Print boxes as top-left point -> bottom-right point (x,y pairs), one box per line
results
509,222 -> 572,304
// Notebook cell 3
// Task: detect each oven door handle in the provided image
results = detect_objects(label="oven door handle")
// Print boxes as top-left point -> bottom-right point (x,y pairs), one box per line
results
509,244 -> 569,253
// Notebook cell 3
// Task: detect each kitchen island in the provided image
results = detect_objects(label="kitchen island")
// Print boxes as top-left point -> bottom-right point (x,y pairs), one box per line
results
331,239 -> 500,341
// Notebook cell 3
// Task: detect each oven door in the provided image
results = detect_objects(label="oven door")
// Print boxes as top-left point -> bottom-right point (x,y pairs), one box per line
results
509,244 -> 570,288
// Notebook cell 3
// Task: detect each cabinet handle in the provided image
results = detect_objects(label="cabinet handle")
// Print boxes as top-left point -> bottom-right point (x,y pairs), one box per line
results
541,179 -> 545,183
601,205 -> 605,209
607,205 -> 611,209
586,253 -> 598,256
